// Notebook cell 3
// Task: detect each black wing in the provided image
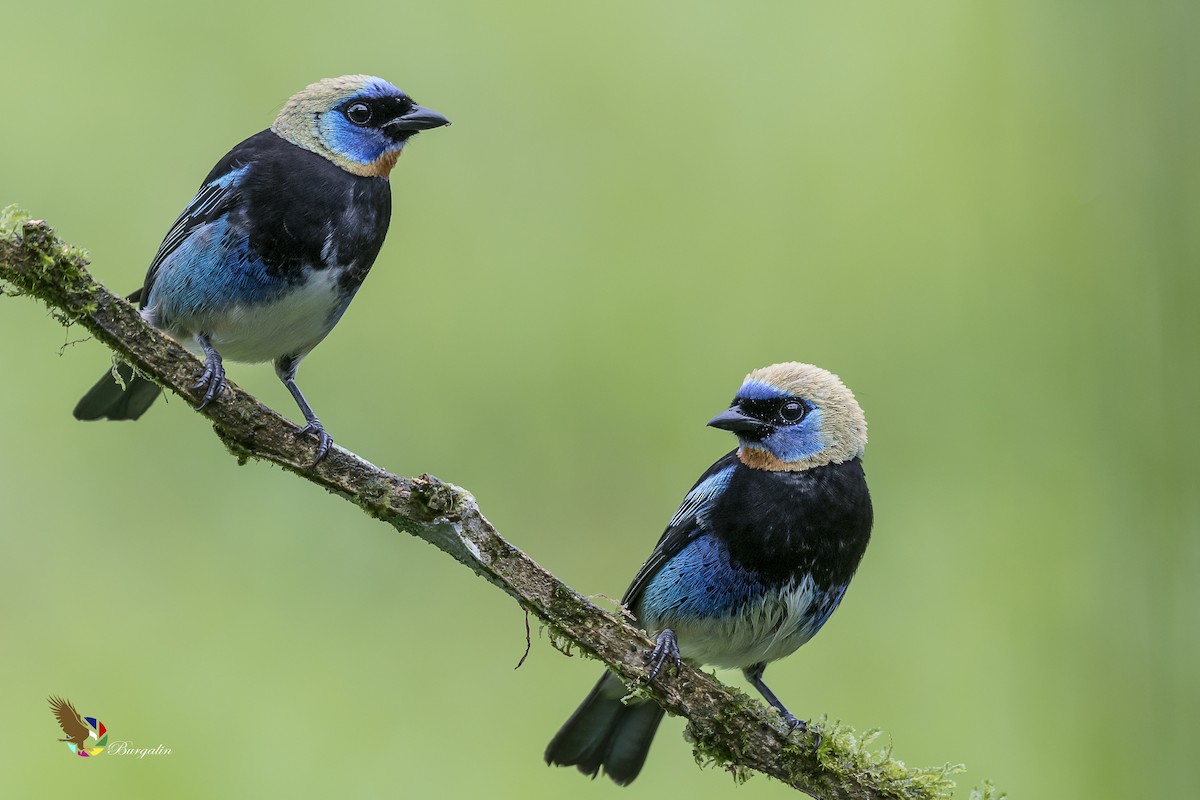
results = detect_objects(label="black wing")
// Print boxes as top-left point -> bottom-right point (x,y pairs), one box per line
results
137,131 -> 274,308
620,450 -> 742,609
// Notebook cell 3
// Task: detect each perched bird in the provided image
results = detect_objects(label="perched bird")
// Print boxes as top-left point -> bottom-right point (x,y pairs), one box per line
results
73,75 -> 450,463
545,362 -> 874,785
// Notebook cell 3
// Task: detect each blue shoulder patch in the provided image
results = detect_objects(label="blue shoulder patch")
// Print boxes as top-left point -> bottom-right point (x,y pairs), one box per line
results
150,164 -> 251,276
668,464 -> 736,528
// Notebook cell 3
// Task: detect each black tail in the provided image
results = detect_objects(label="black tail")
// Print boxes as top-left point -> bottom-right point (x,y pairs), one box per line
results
73,362 -> 161,421
545,671 -> 665,786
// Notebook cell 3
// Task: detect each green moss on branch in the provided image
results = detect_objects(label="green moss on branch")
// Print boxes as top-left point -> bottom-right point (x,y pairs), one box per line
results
0,206 -> 997,799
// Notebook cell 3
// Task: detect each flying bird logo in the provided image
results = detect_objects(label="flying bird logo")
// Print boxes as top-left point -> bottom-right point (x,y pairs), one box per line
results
48,696 -> 108,757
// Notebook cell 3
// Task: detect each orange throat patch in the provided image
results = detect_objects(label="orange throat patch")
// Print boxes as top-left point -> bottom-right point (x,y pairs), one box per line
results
736,445 -> 829,473
341,148 -> 402,178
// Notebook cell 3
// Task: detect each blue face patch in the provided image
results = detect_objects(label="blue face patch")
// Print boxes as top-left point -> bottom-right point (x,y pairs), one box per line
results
744,407 -> 827,463
728,380 -> 828,464
319,110 -> 399,166
318,79 -> 409,166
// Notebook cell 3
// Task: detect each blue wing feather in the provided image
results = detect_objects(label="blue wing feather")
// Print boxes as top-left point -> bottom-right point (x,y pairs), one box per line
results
621,451 -> 740,607
139,163 -> 251,308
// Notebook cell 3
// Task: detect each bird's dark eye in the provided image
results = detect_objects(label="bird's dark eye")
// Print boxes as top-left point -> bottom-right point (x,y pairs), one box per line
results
778,401 -> 807,423
345,103 -> 372,126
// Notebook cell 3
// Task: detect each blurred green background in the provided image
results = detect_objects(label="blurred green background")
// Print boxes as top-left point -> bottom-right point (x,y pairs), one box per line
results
2,1 -> 1197,798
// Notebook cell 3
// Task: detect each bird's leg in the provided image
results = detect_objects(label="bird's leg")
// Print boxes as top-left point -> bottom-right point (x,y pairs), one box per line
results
275,355 -> 333,466
646,628 -> 682,682
192,333 -> 227,410
743,662 -> 816,740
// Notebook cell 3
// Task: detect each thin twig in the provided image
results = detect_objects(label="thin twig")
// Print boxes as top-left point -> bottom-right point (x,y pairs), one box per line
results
515,606 -> 532,670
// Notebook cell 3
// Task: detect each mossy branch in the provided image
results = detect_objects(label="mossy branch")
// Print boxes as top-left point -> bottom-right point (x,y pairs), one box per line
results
0,206 -> 994,800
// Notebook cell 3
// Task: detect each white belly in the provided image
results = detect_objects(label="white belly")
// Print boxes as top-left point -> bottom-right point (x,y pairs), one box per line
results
654,575 -> 827,670
148,268 -> 347,364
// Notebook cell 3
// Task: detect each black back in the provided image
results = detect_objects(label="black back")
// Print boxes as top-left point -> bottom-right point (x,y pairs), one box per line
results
141,130 -> 392,305
624,452 -> 873,607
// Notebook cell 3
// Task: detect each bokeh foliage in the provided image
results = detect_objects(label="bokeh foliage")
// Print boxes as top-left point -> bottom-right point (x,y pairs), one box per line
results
1,2 -> 1196,799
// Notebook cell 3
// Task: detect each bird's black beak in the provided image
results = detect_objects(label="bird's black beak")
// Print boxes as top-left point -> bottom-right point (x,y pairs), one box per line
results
707,406 -> 771,438
382,104 -> 451,138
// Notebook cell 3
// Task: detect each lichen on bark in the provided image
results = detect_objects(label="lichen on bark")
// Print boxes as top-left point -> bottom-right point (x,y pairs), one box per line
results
0,206 -> 1000,800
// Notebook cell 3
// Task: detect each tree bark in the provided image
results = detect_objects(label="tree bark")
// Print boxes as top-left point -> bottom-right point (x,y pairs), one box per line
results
0,207 -> 986,800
